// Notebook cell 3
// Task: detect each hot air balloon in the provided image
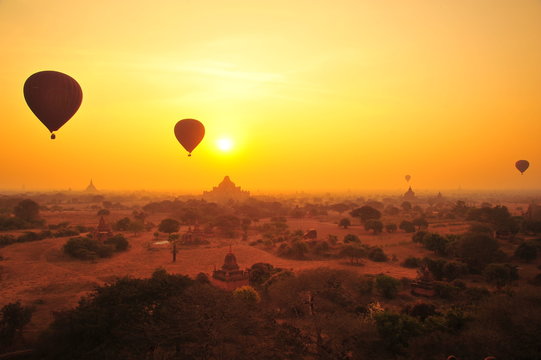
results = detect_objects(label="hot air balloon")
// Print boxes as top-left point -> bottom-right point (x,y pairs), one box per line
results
174,119 -> 205,156
23,71 -> 82,139
515,160 -> 529,175
405,175 -> 411,183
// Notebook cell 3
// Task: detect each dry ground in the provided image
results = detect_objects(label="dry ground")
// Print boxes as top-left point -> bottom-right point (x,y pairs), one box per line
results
0,210 -> 533,341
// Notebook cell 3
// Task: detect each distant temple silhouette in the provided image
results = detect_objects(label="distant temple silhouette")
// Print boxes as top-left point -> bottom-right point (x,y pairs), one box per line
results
403,186 -> 416,201
203,176 -> 250,203
211,247 -> 250,291
85,179 -> 98,193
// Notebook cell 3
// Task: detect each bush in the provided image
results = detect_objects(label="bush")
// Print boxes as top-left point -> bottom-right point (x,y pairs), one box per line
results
0,301 -> 34,349
368,247 -> 388,262
375,274 -> 400,299
64,236 -> 129,260
402,257 -> 421,268
483,263 -> 518,288
104,234 -> 129,251
515,241 -> 537,262
344,234 -> 361,243
375,311 -> 422,353
399,220 -> 416,233
385,223 -> 398,233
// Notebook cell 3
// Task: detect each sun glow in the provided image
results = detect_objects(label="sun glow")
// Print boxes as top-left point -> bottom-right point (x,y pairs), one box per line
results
216,138 -> 234,152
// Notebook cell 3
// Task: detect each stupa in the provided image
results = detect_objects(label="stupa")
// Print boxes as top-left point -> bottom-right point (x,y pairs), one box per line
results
211,247 -> 250,291
85,179 -> 98,193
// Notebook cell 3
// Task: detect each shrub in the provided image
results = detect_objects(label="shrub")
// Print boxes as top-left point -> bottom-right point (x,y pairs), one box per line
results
515,241 -> 537,262
402,257 -> 421,268
368,247 -> 388,262
104,234 -> 129,251
375,274 -> 400,299
344,234 -> 361,243
399,220 -> 416,233
64,236 -> 129,260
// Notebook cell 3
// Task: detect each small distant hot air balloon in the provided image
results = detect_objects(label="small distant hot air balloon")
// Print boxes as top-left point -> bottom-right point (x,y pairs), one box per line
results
405,175 -> 411,183
174,119 -> 205,156
23,71 -> 82,139
515,160 -> 529,175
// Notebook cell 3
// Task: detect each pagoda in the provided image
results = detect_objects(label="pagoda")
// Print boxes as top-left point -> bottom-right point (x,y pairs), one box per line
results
411,264 -> 436,297
92,216 -> 113,242
203,176 -> 250,203
86,179 -> 98,193
403,186 -> 416,201
211,247 -> 250,291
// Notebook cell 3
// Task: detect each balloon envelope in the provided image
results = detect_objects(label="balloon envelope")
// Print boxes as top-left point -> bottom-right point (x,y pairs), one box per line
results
174,119 -> 205,155
515,160 -> 529,174
405,175 -> 411,182
23,71 -> 82,135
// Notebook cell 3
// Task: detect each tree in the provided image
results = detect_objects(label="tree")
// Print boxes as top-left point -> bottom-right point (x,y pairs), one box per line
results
343,234 -> 361,243
158,218 -> 180,235
349,206 -> 381,223
213,215 -> 241,238
338,218 -> 351,229
249,263 -> 275,286
159,219 -> 181,262
456,233 -> 500,272
233,286 -> 261,304
13,199 -> 40,223
484,263 -> 518,289
169,234 -> 180,262
399,220 -> 416,233
421,232 -> 450,256
132,210 -> 147,223
515,241 -> 537,262
368,247 -> 388,262
115,217 -> 132,231
412,217 -> 428,231
385,223 -> 398,233
375,274 -> 400,299
127,221 -> 145,236
0,301 -> 33,349
376,311 -> 422,353
364,220 -> 383,234
96,209 -> 110,216
339,245 -> 365,264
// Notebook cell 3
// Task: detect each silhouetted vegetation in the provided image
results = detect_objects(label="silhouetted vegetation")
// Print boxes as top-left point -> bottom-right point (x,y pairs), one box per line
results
63,235 -> 129,260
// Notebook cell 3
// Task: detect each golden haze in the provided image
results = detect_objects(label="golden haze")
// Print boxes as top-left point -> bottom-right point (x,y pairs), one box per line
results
1,0 -> 540,192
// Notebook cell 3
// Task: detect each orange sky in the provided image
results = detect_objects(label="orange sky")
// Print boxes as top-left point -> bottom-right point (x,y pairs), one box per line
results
1,0 -> 540,193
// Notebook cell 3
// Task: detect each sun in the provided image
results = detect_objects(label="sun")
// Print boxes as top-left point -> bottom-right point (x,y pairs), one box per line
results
216,137 -> 234,152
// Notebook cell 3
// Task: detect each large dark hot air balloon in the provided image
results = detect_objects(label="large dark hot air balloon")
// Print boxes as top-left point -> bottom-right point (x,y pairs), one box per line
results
174,119 -> 205,156
405,175 -> 411,183
23,71 -> 82,139
515,160 -> 530,175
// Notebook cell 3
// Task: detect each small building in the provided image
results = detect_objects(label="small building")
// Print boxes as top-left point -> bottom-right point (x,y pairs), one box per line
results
92,216 -> 113,242
411,264 -> 436,297
211,247 -> 250,291
181,223 -> 209,245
